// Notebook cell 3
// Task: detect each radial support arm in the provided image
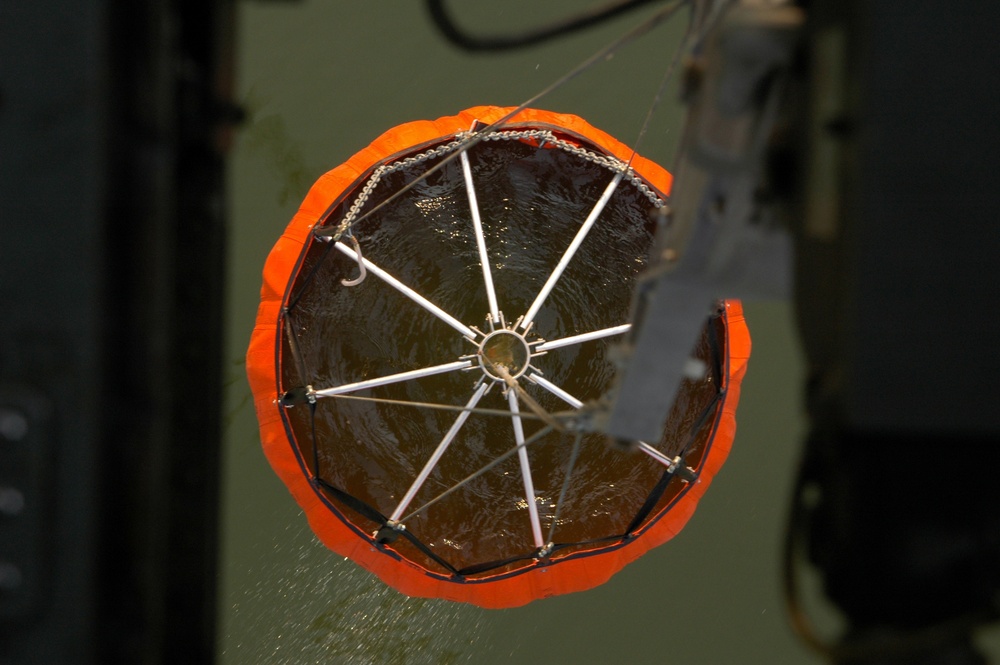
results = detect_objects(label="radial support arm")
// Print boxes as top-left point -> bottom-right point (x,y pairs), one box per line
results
313,360 -> 473,397
509,389 -> 545,548
334,241 -> 476,338
389,381 -> 490,522
526,373 -> 583,409
520,172 -> 623,330
461,149 -> 500,324
536,323 -> 631,352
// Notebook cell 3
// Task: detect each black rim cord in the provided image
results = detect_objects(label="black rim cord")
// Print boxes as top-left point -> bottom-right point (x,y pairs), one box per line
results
426,0 -> 664,52
273,0 -> 720,578
622,312 -> 724,536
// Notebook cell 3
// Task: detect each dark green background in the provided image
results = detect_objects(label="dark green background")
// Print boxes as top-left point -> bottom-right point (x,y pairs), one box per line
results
217,3 -> 999,662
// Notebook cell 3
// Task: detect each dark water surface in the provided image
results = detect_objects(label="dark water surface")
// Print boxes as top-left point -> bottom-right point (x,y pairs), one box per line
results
219,3 -> 1000,663
280,134 -> 727,576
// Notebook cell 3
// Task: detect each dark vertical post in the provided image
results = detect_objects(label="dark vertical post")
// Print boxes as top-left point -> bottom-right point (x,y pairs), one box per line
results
0,1 -> 236,662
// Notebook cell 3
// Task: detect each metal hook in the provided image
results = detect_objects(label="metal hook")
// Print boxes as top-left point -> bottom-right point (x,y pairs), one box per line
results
341,234 -> 367,286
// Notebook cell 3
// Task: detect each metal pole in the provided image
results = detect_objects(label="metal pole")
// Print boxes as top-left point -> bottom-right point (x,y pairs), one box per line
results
334,241 -> 476,339
536,323 -> 631,352
509,389 -> 545,548
314,360 -> 473,397
526,373 -> 583,409
520,172 -> 623,330
460,150 -> 500,324
389,381 -> 490,521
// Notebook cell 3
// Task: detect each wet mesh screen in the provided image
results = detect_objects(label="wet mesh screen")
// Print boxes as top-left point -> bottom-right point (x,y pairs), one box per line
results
279,134 -> 725,575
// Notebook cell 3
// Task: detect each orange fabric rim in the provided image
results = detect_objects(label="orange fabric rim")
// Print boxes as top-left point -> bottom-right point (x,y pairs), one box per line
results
246,106 -> 750,608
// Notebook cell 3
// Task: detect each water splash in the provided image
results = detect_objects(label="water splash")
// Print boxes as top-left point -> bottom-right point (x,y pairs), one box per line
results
220,521 -> 495,664
305,572 -> 490,664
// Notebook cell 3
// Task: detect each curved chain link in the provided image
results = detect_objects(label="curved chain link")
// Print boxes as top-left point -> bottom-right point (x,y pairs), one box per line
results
318,128 -> 667,243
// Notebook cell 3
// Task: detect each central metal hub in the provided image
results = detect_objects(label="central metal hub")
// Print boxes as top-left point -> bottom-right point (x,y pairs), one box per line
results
477,329 -> 531,381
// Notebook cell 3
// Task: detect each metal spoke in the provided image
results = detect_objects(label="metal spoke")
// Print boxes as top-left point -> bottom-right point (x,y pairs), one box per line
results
313,360 -> 472,397
400,423 -> 555,524
460,149 -> 500,324
536,323 -> 632,352
526,373 -> 583,410
520,171 -> 624,330
509,389 -> 545,548
334,241 -> 476,339
636,441 -> 681,471
389,381 -> 490,522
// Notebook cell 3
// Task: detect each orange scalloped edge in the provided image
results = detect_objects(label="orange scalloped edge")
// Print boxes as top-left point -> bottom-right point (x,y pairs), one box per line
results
246,106 -> 748,608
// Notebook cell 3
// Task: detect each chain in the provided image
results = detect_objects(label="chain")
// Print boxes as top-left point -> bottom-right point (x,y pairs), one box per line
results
316,128 -> 667,244
481,129 -> 668,208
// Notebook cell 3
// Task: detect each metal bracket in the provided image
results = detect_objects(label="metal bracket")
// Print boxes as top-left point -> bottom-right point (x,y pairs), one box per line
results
599,1 -> 802,442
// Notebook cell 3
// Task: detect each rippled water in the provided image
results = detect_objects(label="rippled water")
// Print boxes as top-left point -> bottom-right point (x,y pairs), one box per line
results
279,135 -> 722,575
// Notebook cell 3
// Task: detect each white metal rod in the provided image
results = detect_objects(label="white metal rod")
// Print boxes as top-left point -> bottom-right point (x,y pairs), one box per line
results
509,390 -> 545,548
636,441 -> 678,470
526,373 -> 583,409
314,360 -> 473,397
389,381 -> 489,521
334,241 -> 476,339
536,323 -> 632,352
520,172 -> 624,330
460,150 -> 500,323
